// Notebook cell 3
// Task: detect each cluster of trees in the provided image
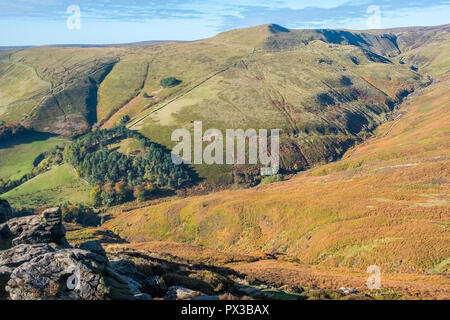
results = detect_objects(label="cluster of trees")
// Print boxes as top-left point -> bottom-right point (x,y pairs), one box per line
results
61,204 -> 101,227
0,178 -> 22,194
90,182 -> 157,207
31,147 -> 64,175
64,125 -> 192,206
160,77 -> 182,88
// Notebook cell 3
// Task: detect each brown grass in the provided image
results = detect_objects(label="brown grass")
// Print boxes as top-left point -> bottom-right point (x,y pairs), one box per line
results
103,75 -> 450,299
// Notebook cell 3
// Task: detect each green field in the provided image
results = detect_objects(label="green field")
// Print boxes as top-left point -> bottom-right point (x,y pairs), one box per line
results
0,133 -> 67,181
2,163 -> 91,208
97,59 -> 149,123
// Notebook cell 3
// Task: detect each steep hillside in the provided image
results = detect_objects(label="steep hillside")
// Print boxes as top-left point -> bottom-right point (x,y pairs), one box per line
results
118,25 -> 436,183
104,74 -> 449,275
2,163 -> 90,207
0,47 -> 123,135
2,24 -> 447,185
0,24 -> 448,300
375,24 -> 450,76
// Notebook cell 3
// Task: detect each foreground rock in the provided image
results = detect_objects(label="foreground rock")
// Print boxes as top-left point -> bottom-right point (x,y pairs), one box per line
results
0,204 -> 147,300
7,249 -> 107,299
6,249 -> 143,300
141,276 -> 167,297
164,286 -> 219,300
0,244 -> 57,271
0,207 -> 69,249
0,200 -> 260,300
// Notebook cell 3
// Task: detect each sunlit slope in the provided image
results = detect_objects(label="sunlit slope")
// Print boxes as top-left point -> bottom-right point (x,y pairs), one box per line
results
2,163 -> 90,207
0,47 -> 123,135
0,52 -> 51,122
105,75 -> 449,274
96,59 -> 149,123
123,26 -> 435,182
0,24 -> 448,183
392,24 -> 450,76
0,133 -> 66,181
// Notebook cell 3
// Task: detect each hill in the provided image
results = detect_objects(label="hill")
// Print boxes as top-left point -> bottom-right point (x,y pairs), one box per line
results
103,73 -> 449,292
0,132 -> 66,181
0,23 -> 448,300
1,24 -> 448,185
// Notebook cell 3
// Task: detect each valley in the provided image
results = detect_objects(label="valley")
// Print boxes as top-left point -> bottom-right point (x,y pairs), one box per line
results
100,74 -> 449,299
0,24 -> 448,300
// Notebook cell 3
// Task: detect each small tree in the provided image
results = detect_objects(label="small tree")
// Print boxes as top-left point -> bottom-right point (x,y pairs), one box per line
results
160,77 -> 182,88
260,174 -> 283,186
133,184 -> 156,202
114,181 -> 132,203
101,190 -> 116,206
90,185 -> 102,206
120,115 -> 130,126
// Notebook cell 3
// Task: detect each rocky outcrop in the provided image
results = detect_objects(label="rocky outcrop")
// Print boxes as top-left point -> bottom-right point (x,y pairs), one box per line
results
110,259 -> 146,284
0,223 -> 12,250
164,286 -> 219,300
0,244 -> 58,299
0,200 -> 230,300
7,249 -> 109,300
141,276 -> 167,297
0,199 -> 13,224
0,244 -> 57,270
5,248 -> 146,300
0,207 -> 69,248
78,240 -> 107,257
0,202 -> 148,300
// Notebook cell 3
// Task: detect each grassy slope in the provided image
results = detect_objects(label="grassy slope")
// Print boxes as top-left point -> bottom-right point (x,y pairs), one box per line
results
394,24 -> 450,77
122,27 -> 431,183
0,53 -> 51,122
104,74 -> 450,275
3,25 -> 442,184
0,47 -> 123,135
65,223 -> 127,245
2,163 -> 90,207
96,59 -> 150,123
108,241 -> 449,299
0,133 -> 66,180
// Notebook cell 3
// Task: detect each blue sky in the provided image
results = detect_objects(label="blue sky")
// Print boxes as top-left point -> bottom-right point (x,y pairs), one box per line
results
1,0 -> 449,46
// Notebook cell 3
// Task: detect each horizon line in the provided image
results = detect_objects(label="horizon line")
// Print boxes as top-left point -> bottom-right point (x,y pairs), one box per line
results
1,22 -> 449,49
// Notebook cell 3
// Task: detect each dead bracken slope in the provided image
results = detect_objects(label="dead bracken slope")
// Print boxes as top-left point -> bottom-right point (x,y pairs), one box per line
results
104,74 -> 450,289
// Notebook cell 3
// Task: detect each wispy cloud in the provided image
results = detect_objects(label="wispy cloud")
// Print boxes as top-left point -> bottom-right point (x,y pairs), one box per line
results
2,0 -> 448,21
218,0 -> 450,30
0,0 -> 448,46
0,0 -> 207,20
